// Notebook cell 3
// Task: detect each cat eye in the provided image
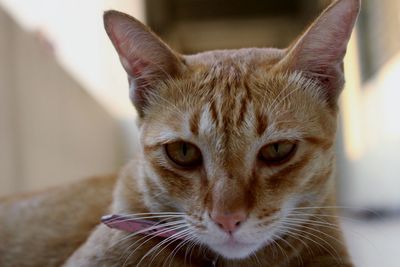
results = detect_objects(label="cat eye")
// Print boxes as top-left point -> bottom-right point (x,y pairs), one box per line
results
165,141 -> 202,168
259,141 -> 297,165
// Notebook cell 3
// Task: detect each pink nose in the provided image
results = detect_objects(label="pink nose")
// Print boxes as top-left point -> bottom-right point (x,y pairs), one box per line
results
210,210 -> 247,233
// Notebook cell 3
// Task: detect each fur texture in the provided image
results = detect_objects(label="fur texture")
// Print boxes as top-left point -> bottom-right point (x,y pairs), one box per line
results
0,0 -> 360,266
0,175 -> 117,267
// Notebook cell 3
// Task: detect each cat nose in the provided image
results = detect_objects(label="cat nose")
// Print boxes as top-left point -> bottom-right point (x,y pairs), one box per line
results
210,210 -> 247,234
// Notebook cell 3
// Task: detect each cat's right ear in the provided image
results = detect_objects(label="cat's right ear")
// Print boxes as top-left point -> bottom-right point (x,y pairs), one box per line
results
275,0 -> 360,106
103,11 -> 183,117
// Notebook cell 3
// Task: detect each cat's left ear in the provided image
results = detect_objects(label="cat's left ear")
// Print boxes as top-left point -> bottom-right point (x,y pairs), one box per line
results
103,11 -> 184,117
276,0 -> 360,104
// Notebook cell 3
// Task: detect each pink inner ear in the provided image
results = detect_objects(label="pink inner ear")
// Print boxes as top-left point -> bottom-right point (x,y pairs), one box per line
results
104,11 -> 182,85
104,11 -> 183,116
106,17 -> 162,108
105,14 -> 154,77
125,57 -> 153,110
120,55 -> 151,79
107,23 -> 146,77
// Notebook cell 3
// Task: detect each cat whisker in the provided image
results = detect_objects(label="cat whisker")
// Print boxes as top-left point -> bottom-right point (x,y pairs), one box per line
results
277,226 -> 332,262
108,219 -> 187,250
184,237 -> 199,267
291,205 -> 384,220
275,228 -> 314,258
106,230 -> 139,253
108,222 -> 186,258
108,219 -> 186,244
282,224 -> 341,257
122,224 -> 190,267
214,254 -> 220,267
281,221 -> 344,246
283,217 -> 340,230
250,250 -> 262,267
124,220 -> 188,249
105,214 -> 184,225
137,227 -> 195,267
270,233 -> 290,264
145,232 -> 194,267
272,232 -> 304,267
105,211 -> 185,224
267,235 -> 279,259
151,230 -> 193,266
278,224 -> 342,265
120,211 -> 186,216
183,239 -> 193,266
288,211 -> 363,223
166,233 -> 197,267
287,212 -> 338,223
288,211 -> 334,227
190,236 -> 206,267
291,205 -> 380,213
287,213 -> 381,256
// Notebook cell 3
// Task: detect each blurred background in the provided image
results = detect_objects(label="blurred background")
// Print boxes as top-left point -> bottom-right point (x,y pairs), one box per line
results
0,0 -> 399,266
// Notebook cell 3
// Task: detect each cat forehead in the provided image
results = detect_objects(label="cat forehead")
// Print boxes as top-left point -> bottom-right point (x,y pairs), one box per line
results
143,68 -> 332,150
178,48 -> 302,99
143,46 -> 331,144
184,47 -> 285,70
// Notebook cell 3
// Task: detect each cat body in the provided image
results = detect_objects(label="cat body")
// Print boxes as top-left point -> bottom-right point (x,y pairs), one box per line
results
0,175 -> 116,267
0,0 -> 360,266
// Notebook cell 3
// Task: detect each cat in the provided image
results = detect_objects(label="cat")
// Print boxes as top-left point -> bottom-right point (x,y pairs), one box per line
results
0,0 -> 360,266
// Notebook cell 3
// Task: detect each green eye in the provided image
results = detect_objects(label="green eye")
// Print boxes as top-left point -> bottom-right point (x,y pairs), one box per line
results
259,141 -> 297,164
165,141 -> 202,168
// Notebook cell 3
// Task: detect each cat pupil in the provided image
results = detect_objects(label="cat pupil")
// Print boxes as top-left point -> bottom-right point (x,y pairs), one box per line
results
273,144 -> 280,153
182,143 -> 188,156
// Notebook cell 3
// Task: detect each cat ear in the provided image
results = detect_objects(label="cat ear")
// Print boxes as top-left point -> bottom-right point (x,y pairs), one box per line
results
277,0 -> 360,103
103,11 -> 183,116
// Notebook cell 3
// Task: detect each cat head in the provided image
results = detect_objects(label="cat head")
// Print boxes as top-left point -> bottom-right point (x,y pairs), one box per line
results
104,0 -> 360,260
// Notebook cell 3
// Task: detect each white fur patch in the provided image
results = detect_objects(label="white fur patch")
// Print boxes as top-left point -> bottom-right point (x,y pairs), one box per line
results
199,104 -> 215,136
142,129 -> 180,146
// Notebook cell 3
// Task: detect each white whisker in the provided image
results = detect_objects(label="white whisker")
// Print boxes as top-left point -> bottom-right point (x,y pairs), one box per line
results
105,214 -> 184,225
121,223 -> 189,266
166,234 -> 196,267
282,221 -> 344,246
278,224 -> 342,265
271,234 -> 290,264
138,227 -> 194,267
273,232 -> 304,266
108,219 -> 186,250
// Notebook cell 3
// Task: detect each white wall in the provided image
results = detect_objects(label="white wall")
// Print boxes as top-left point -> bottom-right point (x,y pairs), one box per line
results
0,0 -> 145,118
0,8 -> 18,195
341,53 -> 400,208
0,8 -> 123,196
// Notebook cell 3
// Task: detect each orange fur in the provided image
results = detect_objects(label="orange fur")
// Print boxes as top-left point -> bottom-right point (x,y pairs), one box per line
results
0,175 -> 117,267
1,0 -> 360,266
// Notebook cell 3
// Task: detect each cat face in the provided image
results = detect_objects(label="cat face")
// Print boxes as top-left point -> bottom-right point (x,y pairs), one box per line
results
139,57 -> 336,258
104,0 -> 360,260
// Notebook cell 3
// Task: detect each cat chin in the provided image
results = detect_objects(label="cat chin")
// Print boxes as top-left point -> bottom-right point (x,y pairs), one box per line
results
208,241 -> 262,260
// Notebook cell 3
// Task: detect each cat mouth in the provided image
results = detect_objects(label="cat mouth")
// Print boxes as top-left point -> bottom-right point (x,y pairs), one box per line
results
207,238 -> 261,259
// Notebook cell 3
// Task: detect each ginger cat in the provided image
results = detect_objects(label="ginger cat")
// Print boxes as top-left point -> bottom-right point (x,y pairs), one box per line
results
0,0 -> 360,266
